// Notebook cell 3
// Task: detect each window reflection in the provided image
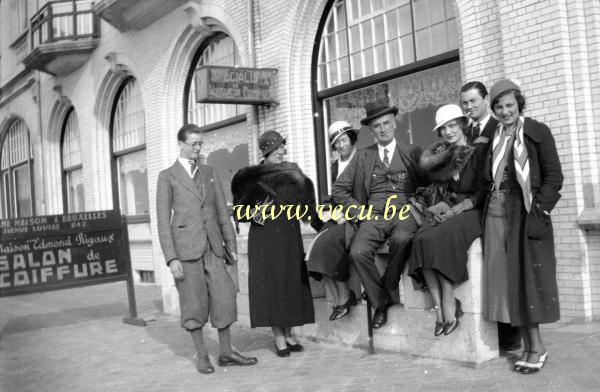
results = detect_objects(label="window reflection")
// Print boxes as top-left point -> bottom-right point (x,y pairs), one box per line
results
324,61 -> 461,152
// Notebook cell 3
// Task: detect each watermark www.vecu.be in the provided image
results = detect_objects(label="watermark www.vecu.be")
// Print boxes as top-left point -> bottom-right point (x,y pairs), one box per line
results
233,194 -> 411,222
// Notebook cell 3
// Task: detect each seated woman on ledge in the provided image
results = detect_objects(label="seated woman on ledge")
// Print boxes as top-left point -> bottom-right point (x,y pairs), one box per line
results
407,104 -> 488,336
306,121 -> 359,321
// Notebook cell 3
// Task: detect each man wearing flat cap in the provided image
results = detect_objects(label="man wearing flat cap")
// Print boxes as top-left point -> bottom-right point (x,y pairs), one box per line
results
156,124 -> 257,373
332,100 -> 426,328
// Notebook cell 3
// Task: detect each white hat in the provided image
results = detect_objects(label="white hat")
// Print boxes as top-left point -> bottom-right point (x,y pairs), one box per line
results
432,104 -> 468,133
328,120 -> 359,146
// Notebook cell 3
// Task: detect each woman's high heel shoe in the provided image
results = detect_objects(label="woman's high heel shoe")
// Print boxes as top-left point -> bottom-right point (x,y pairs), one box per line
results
434,322 -> 444,336
514,351 -> 530,371
286,341 -> 304,352
274,343 -> 290,357
430,306 -> 444,336
443,298 -> 464,336
328,306 -> 338,321
330,294 -> 357,321
519,351 -> 548,374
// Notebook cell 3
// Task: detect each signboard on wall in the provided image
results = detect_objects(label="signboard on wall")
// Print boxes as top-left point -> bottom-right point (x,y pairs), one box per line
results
0,210 -> 130,297
195,65 -> 278,105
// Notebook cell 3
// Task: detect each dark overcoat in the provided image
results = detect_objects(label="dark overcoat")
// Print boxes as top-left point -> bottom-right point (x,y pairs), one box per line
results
482,117 -> 563,325
231,161 -> 320,328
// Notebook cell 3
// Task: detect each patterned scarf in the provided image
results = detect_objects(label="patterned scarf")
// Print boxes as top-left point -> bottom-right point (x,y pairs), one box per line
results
491,117 -> 532,211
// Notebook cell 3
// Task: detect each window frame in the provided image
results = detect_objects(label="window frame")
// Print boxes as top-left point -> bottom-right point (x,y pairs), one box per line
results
0,119 -> 35,219
109,77 -> 149,222
183,32 -> 243,127
60,107 -> 85,213
311,0 -> 459,199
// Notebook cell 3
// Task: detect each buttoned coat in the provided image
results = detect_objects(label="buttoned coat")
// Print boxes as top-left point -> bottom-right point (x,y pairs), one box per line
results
156,161 -> 236,263
482,117 -> 563,325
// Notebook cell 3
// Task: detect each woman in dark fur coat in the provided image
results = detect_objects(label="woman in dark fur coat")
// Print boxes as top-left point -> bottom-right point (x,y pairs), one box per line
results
408,104 -> 488,337
231,130 -> 322,357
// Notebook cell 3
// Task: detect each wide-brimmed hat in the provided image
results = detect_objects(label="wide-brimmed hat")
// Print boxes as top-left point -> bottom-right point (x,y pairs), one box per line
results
432,104 -> 468,133
489,79 -> 521,106
259,130 -> 286,157
360,99 -> 399,125
328,121 -> 359,146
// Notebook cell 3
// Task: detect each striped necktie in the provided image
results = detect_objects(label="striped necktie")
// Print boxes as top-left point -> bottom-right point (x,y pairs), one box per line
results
383,148 -> 390,167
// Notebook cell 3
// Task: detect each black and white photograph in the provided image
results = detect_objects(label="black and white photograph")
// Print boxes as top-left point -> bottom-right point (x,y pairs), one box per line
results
1,0 -> 599,391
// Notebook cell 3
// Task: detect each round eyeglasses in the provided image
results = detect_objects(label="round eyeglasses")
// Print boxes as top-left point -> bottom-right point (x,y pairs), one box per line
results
182,141 -> 203,148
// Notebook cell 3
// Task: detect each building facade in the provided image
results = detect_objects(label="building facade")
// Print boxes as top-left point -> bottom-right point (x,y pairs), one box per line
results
1,0 -> 599,324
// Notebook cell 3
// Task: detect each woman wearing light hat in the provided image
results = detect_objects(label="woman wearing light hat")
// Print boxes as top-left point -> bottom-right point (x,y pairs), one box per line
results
407,104 -> 488,336
482,79 -> 563,374
231,131 -> 322,357
306,121 -> 359,321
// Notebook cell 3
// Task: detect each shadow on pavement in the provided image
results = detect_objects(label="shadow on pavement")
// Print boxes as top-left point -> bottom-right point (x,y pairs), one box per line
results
144,314 -> 274,362
0,302 -> 129,337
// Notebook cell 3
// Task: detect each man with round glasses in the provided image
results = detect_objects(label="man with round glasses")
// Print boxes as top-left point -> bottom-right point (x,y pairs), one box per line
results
156,124 -> 257,373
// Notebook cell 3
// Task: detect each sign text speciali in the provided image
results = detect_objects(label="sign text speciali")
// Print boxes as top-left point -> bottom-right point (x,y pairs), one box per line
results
195,65 -> 277,105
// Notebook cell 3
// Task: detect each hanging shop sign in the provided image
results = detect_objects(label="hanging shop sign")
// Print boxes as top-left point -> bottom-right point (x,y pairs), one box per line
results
195,65 -> 278,105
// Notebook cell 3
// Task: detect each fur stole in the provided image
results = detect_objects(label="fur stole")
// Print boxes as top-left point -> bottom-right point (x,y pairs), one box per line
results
420,140 -> 474,183
231,161 -> 316,207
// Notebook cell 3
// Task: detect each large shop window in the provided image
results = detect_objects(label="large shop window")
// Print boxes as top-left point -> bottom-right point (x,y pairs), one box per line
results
111,78 -> 149,218
186,34 -> 249,206
61,109 -> 85,213
315,0 -> 460,193
0,119 -> 34,219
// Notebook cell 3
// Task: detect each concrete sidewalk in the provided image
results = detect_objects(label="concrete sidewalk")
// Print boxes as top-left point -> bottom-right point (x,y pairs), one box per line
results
1,283 -> 599,392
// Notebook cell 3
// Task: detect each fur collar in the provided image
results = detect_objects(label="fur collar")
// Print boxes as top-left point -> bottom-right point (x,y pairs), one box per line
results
420,140 -> 474,183
232,161 -> 315,206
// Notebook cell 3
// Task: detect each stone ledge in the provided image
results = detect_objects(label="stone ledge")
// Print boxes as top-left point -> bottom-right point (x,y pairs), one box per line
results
297,238 -> 499,365
297,299 -> 497,366
577,207 -> 600,229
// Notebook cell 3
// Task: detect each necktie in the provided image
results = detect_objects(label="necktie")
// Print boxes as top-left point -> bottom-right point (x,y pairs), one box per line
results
472,123 -> 481,138
383,148 -> 390,167
189,159 -> 197,176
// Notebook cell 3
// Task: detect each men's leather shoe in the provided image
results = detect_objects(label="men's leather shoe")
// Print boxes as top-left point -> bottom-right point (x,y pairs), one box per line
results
372,301 -> 391,329
331,295 -> 357,321
196,355 -> 215,374
218,351 -> 258,367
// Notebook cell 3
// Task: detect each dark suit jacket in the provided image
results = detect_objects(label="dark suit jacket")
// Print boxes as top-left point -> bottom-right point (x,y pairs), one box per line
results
332,142 -> 425,211
156,160 -> 236,264
469,116 -> 499,163
468,116 -> 499,144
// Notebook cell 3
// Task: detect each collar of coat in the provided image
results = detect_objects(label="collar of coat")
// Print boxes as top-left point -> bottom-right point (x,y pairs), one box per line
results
169,160 -> 208,201
231,161 -> 315,205
494,116 -> 546,143
520,117 -> 546,143
420,140 -> 474,183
